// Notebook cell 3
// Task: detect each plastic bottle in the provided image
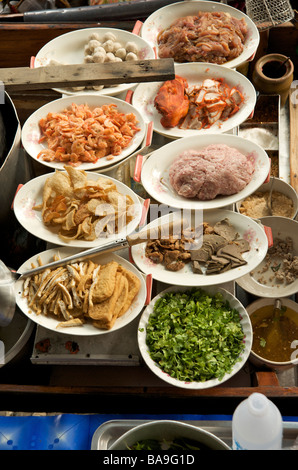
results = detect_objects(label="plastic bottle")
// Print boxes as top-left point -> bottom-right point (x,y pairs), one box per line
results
232,392 -> 283,450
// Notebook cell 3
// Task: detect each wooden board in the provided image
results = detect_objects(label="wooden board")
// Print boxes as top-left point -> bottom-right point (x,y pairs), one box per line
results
289,82 -> 298,193
0,59 -> 175,91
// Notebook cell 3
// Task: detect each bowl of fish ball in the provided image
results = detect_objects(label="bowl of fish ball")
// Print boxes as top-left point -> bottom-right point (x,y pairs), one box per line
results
108,420 -> 230,450
236,177 -> 298,220
34,27 -> 155,96
247,297 -> 298,371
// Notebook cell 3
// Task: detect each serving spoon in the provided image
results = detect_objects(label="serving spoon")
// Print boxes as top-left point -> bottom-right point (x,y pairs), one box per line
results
266,178 -> 274,215
0,218 -> 189,326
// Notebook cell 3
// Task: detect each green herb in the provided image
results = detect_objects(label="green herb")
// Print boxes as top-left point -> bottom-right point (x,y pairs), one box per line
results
146,289 -> 245,383
128,438 -> 207,450
260,337 -> 266,348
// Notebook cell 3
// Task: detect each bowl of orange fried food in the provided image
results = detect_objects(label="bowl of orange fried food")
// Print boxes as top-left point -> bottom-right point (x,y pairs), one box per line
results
15,248 -> 147,335
13,165 -> 143,248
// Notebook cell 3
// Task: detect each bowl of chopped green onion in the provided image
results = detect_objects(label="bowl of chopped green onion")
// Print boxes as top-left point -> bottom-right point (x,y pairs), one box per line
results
138,286 -> 252,389
109,419 -> 230,450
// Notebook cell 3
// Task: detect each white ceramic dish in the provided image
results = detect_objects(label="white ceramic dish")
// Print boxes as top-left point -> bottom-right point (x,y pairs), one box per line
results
108,420 -> 230,450
132,62 -> 256,139
34,27 -> 155,96
236,176 -> 298,220
237,216 -> 298,298
13,171 -> 142,248
247,297 -> 298,372
131,210 -> 268,286
15,249 -> 147,336
21,94 -> 146,171
140,133 -> 270,210
138,285 -> 252,390
141,1 -> 259,69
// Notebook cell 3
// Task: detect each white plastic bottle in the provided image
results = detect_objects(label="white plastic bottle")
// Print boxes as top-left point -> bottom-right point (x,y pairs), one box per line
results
232,392 -> 283,450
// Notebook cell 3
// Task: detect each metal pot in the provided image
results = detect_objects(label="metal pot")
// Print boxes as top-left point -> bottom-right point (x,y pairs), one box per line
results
108,420 -> 231,450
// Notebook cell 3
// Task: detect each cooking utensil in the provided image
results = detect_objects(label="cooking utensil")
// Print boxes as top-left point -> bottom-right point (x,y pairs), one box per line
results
245,0 -> 294,31
12,218 -> 188,280
0,218 -> 189,324
0,0 -> 181,22
262,298 -> 284,354
266,177 -> 274,215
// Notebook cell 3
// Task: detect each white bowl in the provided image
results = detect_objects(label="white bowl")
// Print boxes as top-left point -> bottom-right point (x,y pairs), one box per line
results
108,420 -> 230,450
138,285 -> 252,390
237,216 -> 298,298
21,94 -> 146,172
236,177 -> 298,220
247,297 -> 298,371
34,27 -> 155,96
141,0 -> 259,70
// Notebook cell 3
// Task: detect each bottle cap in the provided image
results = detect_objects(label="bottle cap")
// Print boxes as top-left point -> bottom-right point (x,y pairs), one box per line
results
247,392 -> 269,417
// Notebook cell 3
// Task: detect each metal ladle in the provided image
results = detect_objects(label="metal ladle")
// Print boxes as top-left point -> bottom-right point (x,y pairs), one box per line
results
266,177 -> 274,215
0,218 -> 189,327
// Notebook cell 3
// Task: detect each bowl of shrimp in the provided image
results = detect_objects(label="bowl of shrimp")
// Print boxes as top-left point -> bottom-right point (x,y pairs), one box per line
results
34,27 -> 155,97
21,93 -> 146,171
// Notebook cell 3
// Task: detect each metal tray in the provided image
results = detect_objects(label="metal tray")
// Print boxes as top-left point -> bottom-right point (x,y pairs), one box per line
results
91,419 -> 298,450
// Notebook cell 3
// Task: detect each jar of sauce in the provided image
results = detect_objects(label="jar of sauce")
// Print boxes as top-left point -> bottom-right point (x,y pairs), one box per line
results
252,53 -> 294,106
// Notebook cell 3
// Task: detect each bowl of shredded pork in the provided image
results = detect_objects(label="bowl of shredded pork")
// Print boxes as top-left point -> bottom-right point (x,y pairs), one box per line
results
141,1 -> 259,69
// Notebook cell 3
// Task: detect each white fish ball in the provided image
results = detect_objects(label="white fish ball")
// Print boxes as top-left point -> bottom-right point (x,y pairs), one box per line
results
103,32 -> 117,42
105,52 -> 116,62
92,52 -> 106,63
93,85 -> 104,91
88,39 -> 101,51
93,46 -> 106,56
71,86 -> 86,91
88,33 -> 100,41
84,55 -> 94,63
114,57 -> 123,63
84,45 -> 92,55
125,41 -> 139,55
125,52 -> 138,61
102,39 -> 115,52
115,47 -> 127,60
112,41 -> 122,52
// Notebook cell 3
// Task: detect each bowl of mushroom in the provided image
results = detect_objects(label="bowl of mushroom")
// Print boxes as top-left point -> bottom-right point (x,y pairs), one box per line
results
34,27 -> 155,96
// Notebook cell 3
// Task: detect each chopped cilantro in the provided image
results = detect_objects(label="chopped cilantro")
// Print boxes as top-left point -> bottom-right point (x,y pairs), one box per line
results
146,289 -> 245,382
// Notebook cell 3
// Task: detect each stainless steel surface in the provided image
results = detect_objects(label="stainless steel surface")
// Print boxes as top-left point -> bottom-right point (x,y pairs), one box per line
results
0,260 -> 16,327
16,238 -> 129,280
91,419 -> 298,450
267,177 -> 274,215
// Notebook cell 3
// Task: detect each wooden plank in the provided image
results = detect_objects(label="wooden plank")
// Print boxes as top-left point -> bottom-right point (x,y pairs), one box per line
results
0,59 -> 175,91
289,82 -> 298,193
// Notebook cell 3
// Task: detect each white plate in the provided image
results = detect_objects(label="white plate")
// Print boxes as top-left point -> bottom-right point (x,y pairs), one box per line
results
34,27 -> 155,97
237,216 -> 298,298
13,171 -> 142,248
132,62 -> 256,139
131,210 -> 268,286
15,249 -> 147,336
141,0 -> 259,69
138,285 -> 252,389
21,94 -> 146,171
140,134 -> 270,210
